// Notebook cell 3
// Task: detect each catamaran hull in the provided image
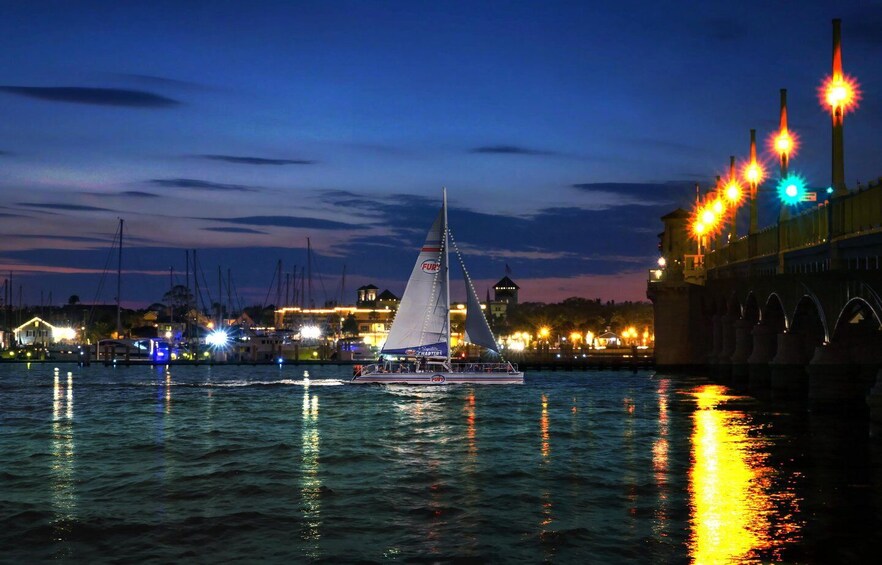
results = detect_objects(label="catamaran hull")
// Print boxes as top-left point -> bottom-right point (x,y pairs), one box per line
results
350,372 -> 524,385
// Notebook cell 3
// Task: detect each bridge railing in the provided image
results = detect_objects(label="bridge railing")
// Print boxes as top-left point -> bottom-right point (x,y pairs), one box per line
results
842,183 -> 882,234
780,202 -> 828,251
680,180 -> 882,274
756,225 -> 778,256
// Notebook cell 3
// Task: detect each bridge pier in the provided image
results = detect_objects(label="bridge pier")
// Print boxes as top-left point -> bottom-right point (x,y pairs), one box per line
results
747,322 -> 776,393
807,342 -> 865,414
730,318 -> 754,389
716,314 -> 737,382
867,370 -> 882,437
770,332 -> 808,399
709,313 -> 723,365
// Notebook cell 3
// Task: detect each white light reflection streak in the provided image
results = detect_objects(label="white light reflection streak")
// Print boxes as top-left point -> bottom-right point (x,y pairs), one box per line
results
300,379 -> 322,556
51,370 -> 76,548
651,378 -> 670,541
165,369 -> 172,413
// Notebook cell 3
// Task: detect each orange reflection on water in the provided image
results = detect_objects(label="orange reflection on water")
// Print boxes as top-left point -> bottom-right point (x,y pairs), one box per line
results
465,392 -> 477,458
540,394 -> 550,459
688,384 -> 800,563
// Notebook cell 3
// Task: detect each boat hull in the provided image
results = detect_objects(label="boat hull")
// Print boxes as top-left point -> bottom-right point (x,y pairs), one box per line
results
350,371 -> 524,385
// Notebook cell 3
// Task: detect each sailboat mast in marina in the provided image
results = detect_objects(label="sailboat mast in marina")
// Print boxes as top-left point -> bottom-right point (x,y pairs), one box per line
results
351,189 -> 523,385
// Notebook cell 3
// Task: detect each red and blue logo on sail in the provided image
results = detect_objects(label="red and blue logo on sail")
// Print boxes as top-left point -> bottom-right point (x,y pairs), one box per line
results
420,259 -> 440,274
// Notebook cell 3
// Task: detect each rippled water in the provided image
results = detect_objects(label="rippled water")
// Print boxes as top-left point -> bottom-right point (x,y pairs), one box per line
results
1,364 -> 880,562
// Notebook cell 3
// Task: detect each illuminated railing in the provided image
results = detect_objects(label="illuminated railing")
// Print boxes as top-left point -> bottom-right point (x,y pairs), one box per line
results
841,181 -> 882,234
695,181 -> 882,272
780,203 -> 828,251
755,225 -> 778,256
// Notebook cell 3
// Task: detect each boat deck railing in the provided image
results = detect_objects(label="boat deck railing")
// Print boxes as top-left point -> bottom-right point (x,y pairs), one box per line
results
356,361 -> 520,376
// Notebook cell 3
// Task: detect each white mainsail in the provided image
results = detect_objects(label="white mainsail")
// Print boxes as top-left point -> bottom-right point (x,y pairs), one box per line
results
381,202 -> 449,358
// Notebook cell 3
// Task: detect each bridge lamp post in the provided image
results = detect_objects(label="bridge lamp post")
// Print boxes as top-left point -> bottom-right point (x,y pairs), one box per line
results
742,129 -> 766,235
723,156 -> 744,241
771,89 -> 800,221
821,18 -> 860,198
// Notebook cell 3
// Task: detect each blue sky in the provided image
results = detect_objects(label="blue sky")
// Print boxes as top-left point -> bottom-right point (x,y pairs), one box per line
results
1,1 -> 881,308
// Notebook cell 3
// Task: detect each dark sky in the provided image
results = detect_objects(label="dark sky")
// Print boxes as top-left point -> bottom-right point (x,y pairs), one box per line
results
1,1 -> 881,308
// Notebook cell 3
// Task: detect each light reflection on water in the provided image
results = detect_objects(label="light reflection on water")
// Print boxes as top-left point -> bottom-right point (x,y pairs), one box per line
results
688,384 -> 803,563
2,366 -> 877,562
50,370 -> 76,552
652,378 -> 670,542
300,378 -> 321,554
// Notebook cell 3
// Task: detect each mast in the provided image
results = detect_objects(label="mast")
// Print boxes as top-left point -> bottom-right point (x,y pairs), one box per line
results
185,250 -> 190,347
443,188 -> 451,367
193,250 -> 199,359
307,238 -> 313,309
276,259 -> 282,311
169,267 -> 174,323
116,218 -> 123,336
218,266 -> 223,326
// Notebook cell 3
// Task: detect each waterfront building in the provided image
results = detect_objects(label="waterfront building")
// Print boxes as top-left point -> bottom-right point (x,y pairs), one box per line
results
12,316 -> 77,346
356,285 -> 379,306
493,276 -> 519,304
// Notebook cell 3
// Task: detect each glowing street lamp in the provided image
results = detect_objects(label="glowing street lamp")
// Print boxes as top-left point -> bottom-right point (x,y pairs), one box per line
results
770,89 -> 799,176
742,129 -> 765,234
723,156 -> 743,240
820,19 -> 861,197
770,88 -> 801,223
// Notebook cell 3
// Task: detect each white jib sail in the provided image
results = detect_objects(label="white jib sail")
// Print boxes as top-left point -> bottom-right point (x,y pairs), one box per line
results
381,204 -> 449,357
463,268 -> 499,353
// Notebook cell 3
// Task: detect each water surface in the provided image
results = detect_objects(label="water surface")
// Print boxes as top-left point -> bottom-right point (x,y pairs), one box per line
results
1,364 -> 879,562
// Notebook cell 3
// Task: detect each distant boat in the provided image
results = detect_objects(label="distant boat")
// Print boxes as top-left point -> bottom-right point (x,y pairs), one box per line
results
350,189 -> 523,385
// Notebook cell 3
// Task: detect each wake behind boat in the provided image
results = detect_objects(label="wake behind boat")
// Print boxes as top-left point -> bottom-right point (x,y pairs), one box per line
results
350,189 -> 523,385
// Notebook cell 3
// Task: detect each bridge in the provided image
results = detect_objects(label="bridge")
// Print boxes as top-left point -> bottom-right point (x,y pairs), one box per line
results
647,19 -> 882,417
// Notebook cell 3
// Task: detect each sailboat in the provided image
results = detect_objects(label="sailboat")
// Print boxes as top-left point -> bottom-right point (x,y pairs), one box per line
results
351,189 -> 523,385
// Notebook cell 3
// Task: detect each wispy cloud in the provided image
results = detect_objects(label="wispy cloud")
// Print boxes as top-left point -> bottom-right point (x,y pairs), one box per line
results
202,226 -> 268,234
149,178 -> 259,192
201,215 -> 357,230
16,202 -> 114,212
119,191 -> 160,198
111,73 -> 209,89
0,150 -> 10,156
1,234 -> 111,243
0,86 -> 180,107
198,154 -> 317,166
470,145 -> 556,156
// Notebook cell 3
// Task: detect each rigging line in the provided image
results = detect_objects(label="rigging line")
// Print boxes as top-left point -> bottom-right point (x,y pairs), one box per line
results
448,229 -> 504,360
261,260 -> 280,310
419,228 -> 446,350
196,259 -> 215,313
88,222 -> 121,327
310,250 -> 330,306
